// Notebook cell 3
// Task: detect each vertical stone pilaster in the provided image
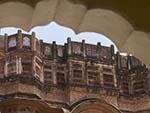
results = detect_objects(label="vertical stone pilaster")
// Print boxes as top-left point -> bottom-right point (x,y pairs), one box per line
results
99,64 -> 104,87
18,57 -> 22,74
4,61 -> 8,77
39,39 -> 44,57
52,62 -> 57,84
67,38 -> 72,55
52,41 -> 57,60
111,44 -> 115,64
82,40 -> 86,57
4,33 -> 8,52
16,56 -> 19,74
97,42 -> 101,60
129,76 -> 134,95
17,30 -> 22,49
68,60 -> 72,84
31,32 -> 36,51
32,56 -> 36,76
40,65 -> 44,82
113,66 -> 117,88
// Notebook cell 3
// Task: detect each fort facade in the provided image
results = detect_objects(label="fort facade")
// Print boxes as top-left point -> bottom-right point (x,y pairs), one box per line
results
0,30 -> 149,113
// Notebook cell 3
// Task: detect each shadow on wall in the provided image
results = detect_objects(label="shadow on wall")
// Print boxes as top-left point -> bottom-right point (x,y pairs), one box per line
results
0,21 -> 121,53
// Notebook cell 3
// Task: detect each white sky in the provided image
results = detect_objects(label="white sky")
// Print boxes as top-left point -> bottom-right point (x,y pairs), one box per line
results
0,22 -> 119,52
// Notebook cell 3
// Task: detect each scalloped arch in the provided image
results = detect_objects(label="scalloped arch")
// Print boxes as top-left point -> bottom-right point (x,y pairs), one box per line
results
0,0 -> 150,66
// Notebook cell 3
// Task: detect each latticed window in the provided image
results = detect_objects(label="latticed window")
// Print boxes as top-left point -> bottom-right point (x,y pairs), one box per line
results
87,71 -> 99,85
57,72 -> 65,84
103,73 -> 114,87
73,70 -> 82,83
0,60 -> 4,77
44,65 -> 52,83
44,45 -> 51,57
86,45 -> 97,57
72,42 -> 81,55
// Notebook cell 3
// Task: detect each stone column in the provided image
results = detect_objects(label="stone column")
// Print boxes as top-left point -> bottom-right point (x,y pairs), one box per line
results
18,57 -> 22,74
4,33 -> 8,52
52,41 -> 57,60
4,61 -> 8,77
129,76 -> 134,95
67,38 -> 72,55
97,42 -> 101,60
17,30 -> 22,49
82,40 -> 86,57
31,32 -> 36,51
111,44 -> 115,64
52,62 -> 57,84
99,64 -> 104,87
16,56 -> 19,74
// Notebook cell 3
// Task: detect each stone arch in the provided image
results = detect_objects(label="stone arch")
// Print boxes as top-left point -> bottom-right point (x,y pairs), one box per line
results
0,99 -> 64,113
70,98 -> 122,113
0,0 -> 150,66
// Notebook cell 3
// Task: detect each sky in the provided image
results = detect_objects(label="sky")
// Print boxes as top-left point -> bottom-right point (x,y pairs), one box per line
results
0,22 -> 119,53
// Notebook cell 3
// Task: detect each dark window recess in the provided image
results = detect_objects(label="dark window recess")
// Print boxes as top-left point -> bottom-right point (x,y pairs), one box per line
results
44,65 -> 51,69
44,72 -> 52,83
87,72 -> 99,85
73,63 -> 82,68
0,61 -> 4,74
8,46 -> 17,51
103,74 -> 114,87
22,62 -> 32,75
103,67 -> 112,72
8,62 -> 16,74
73,70 -> 82,83
134,81 -> 144,89
57,72 -> 65,84
57,66 -> 64,71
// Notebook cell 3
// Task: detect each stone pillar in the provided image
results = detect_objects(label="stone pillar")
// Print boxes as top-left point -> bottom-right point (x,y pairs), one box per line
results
52,41 -> 57,60
4,61 -> 8,77
128,76 -> 134,95
68,60 -> 72,84
31,32 -> 36,51
16,56 -> 19,74
113,66 -> 117,88
99,65 -> 104,87
116,52 -> 121,69
97,42 -> 101,60
40,65 -> 44,82
16,56 -> 22,75
4,33 -> 8,52
82,40 -> 86,57
32,56 -> 36,76
52,62 -> 57,84
111,44 -> 115,64
18,57 -> 22,74
67,38 -> 72,55
127,55 -> 131,70
39,39 -> 44,57
17,30 -> 22,49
